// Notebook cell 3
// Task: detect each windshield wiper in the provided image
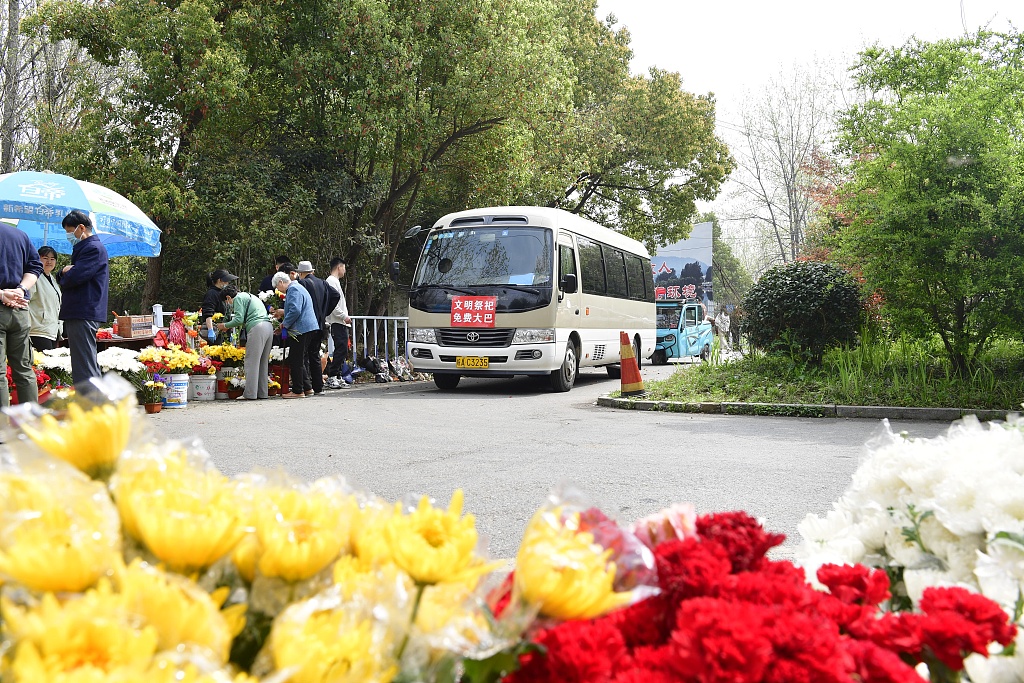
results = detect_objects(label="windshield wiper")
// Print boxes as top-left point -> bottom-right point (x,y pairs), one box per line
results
473,283 -> 543,295
410,283 -> 478,296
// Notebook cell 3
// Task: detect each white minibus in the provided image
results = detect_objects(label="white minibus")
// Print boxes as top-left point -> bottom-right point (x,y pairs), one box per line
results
405,206 -> 655,392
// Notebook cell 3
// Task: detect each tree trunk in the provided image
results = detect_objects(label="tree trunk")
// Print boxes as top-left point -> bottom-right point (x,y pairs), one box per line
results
142,252 -> 163,309
1,0 -> 21,172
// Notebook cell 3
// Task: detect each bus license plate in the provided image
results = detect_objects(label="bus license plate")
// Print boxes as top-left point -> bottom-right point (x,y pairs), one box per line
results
456,356 -> 489,369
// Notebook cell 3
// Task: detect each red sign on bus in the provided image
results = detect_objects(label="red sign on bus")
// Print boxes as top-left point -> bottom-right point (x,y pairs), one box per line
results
451,296 -> 497,327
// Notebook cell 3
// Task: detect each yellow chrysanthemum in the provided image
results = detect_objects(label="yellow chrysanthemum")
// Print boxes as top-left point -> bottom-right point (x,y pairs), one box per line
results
3,582 -> 158,682
332,554 -> 411,604
351,502 -> 396,566
18,399 -> 132,479
113,449 -> 245,573
514,507 -> 632,620
147,657 -> 260,683
117,559 -> 245,663
0,472 -> 120,592
413,582 -> 494,656
384,490 -> 501,586
255,486 -> 355,582
269,596 -> 398,683
232,532 -> 261,583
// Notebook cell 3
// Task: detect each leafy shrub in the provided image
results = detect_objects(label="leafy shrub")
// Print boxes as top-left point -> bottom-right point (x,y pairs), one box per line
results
742,261 -> 863,363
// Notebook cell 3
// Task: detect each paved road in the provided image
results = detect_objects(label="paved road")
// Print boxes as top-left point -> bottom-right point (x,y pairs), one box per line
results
149,362 -> 951,560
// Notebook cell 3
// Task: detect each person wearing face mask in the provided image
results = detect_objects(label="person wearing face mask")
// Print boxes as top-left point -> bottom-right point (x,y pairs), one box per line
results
57,209 -> 109,384
28,246 -> 63,351
201,269 -> 238,344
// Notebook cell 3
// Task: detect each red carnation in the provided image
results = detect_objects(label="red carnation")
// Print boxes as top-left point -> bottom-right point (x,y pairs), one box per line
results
611,594 -> 673,649
487,572 -> 514,619
695,511 -> 785,573
817,563 -> 891,606
917,612 -> 991,671
844,639 -> 926,683
852,611 -> 923,655
758,608 -> 856,683
718,560 -> 819,611
664,598 -> 774,683
655,537 -> 731,600
610,667 -> 676,683
920,586 -> 1017,647
508,618 -> 630,683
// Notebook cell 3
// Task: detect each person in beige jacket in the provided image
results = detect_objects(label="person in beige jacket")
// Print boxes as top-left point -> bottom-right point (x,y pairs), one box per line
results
29,246 -> 62,351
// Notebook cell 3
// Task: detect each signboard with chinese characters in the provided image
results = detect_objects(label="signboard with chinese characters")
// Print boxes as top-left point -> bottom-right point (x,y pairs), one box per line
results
451,296 -> 497,327
651,221 -> 713,305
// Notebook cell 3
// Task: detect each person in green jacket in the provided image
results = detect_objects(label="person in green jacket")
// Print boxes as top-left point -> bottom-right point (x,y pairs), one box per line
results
215,285 -> 273,400
28,246 -> 63,351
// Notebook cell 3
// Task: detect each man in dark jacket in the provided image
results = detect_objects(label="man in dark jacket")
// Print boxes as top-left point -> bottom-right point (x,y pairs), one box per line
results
293,260 -> 329,394
0,221 -> 42,407
259,255 -> 291,293
58,210 -> 109,384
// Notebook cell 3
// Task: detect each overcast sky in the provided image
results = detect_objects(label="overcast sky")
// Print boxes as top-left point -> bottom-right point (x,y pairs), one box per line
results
593,0 -> 1024,122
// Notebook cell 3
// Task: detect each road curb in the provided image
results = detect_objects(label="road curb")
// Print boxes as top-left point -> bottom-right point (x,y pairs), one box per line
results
596,395 -> 1014,422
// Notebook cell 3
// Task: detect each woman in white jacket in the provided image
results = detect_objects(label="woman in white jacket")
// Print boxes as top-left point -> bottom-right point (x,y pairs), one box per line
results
28,246 -> 62,351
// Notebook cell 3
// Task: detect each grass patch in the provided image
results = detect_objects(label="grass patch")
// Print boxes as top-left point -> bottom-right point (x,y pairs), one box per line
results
644,336 -> 1024,410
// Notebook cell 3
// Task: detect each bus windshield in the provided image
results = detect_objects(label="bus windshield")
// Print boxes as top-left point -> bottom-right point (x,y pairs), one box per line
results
413,227 -> 553,289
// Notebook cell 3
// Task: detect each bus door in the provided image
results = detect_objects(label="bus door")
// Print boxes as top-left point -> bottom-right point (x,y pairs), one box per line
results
556,237 -> 580,333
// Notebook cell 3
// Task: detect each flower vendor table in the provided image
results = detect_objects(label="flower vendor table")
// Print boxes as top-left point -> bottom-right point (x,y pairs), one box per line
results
97,335 -> 156,352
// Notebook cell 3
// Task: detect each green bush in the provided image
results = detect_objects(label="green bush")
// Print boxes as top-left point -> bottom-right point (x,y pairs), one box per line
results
742,261 -> 863,363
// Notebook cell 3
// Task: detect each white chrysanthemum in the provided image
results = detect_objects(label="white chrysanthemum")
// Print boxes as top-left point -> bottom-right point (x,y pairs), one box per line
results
37,348 -> 73,373
975,540 -> 1024,610
964,632 -> 1024,683
98,348 -> 145,374
903,567 -> 969,605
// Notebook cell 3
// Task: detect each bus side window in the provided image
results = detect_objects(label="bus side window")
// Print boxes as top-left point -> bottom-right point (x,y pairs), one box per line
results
559,244 -> 577,283
642,258 -> 654,299
603,246 -> 628,299
578,236 -> 605,295
626,256 -> 647,300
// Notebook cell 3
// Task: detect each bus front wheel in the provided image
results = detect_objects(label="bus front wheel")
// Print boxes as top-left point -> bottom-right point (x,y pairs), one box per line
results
433,373 -> 461,391
652,349 -> 667,365
550,341 -> 578,392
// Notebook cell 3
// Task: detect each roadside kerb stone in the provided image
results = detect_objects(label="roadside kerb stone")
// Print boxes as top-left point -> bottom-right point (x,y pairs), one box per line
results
599,394 -> 1014,422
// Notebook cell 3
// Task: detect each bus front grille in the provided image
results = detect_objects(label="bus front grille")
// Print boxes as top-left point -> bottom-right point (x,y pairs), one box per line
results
437,328 -> 515,347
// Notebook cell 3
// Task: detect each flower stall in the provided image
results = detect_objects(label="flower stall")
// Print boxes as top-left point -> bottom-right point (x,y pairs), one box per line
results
137,345 -> 201,408
203,344 -> 246,399
0,375 -> 1020,683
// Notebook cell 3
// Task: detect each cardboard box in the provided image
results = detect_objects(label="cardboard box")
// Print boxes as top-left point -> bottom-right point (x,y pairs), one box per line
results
116,315 -> 154,339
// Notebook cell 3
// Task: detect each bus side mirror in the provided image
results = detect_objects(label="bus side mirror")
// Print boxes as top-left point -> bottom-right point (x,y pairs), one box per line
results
560,273 -> 578,294
388,262 -> 400,283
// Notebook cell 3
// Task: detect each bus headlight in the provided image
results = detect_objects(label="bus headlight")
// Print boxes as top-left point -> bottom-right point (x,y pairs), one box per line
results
408,328 -> 437,344
512,328 -> 555,344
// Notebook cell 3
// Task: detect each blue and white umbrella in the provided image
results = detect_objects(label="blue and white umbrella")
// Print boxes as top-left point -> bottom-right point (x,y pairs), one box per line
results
0,171 -> 161,257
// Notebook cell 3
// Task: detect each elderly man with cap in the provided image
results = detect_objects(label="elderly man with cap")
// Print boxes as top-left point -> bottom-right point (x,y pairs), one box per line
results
0,218 -> 42,407
202,268 -> 238,344
292,260 -> 330,395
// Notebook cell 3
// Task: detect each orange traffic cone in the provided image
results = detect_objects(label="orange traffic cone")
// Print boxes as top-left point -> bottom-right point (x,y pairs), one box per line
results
619,331 -> 645,397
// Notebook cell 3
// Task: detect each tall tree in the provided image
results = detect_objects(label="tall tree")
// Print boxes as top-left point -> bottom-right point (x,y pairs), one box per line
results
699,212 -> 751,308
836,31 -> 1024,374
728,64 -> 838,266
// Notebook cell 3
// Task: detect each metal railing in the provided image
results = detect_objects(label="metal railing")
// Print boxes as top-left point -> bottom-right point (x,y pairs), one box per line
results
153,303 -> 409,367
347,316 -> 409,367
